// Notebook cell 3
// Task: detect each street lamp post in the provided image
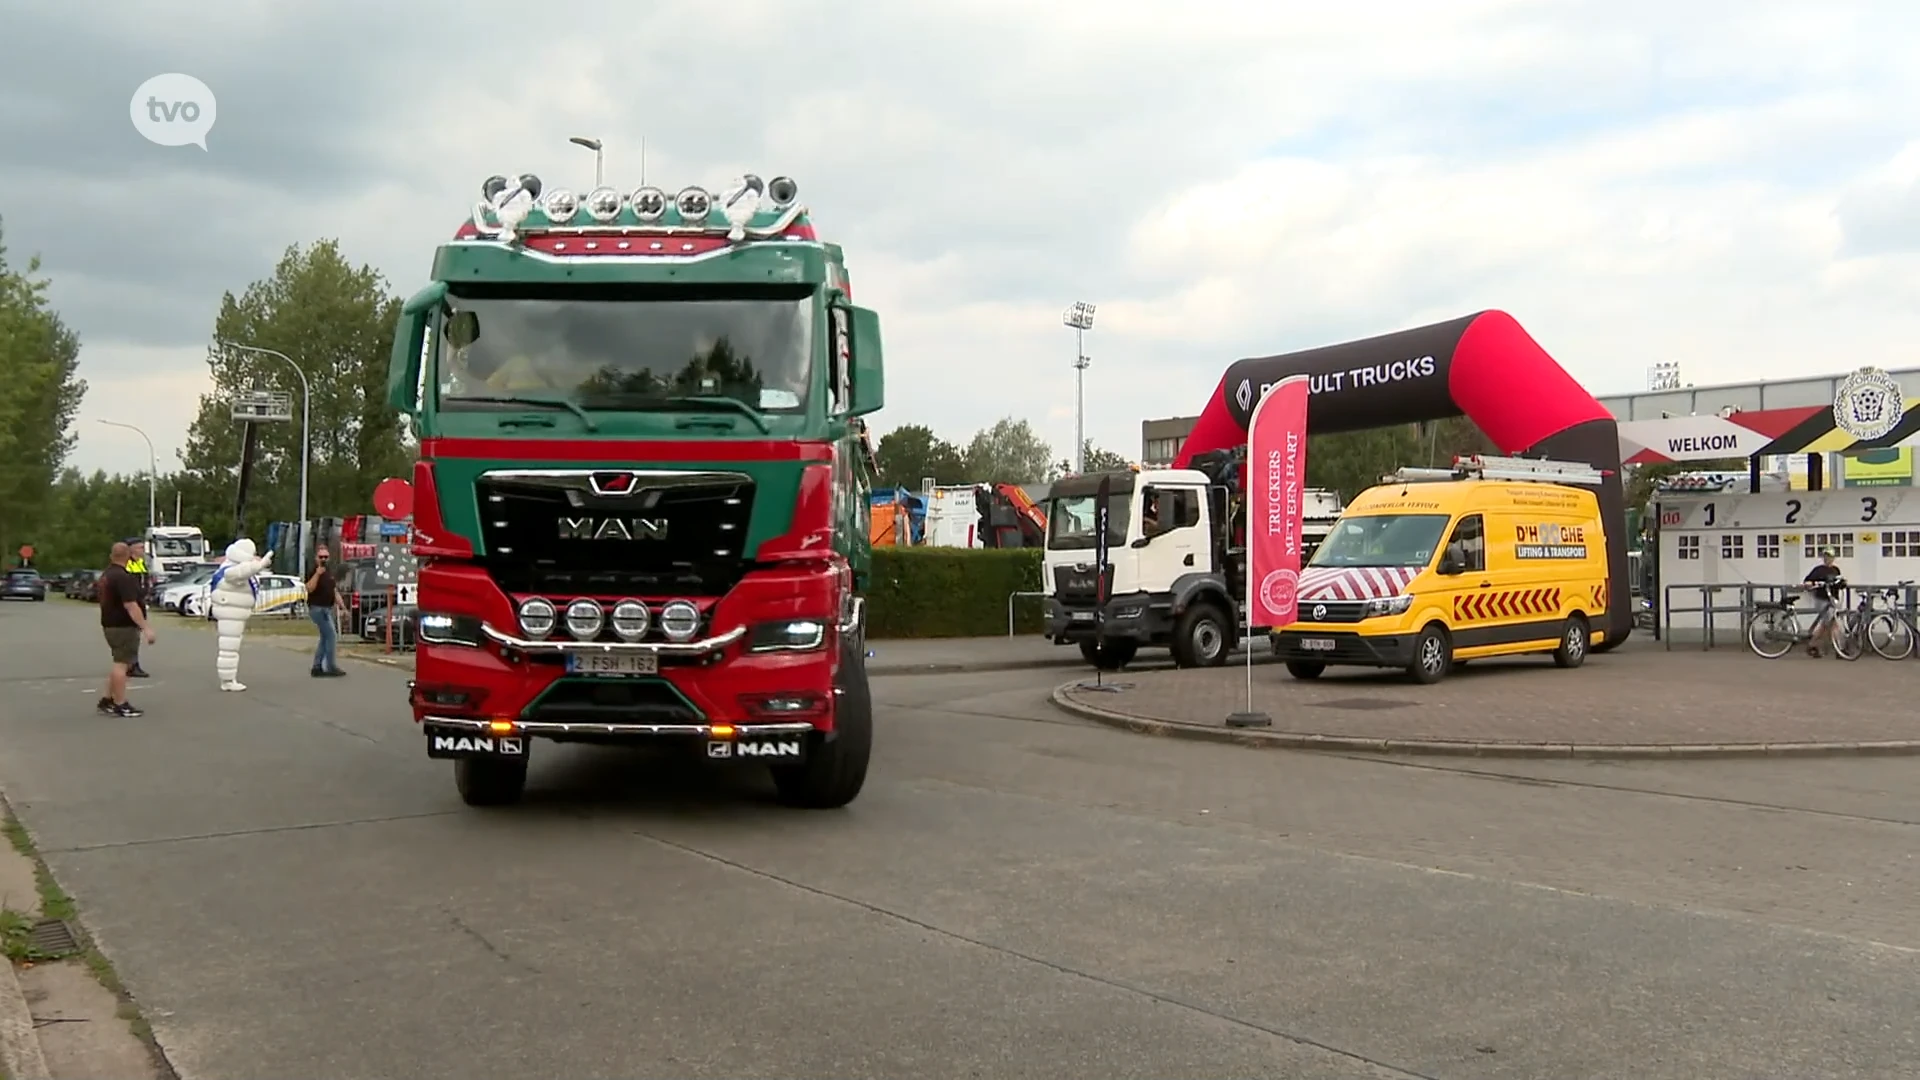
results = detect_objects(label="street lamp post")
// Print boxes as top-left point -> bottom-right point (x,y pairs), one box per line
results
96,419 -> 157,541
569,136 -> 604,188
216,342 -> 312,572
1063,301 -> 1097,474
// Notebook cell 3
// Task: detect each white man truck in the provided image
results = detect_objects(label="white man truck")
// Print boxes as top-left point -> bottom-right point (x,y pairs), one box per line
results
1040,454 -> 1342,670
145,525 -> 210,581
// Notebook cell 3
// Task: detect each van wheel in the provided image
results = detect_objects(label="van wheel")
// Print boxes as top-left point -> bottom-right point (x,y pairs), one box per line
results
1285,660 -> 1325,680
1408,625 -> 1451,684
1170,603 -> 1231,668
1553,616 -> 1589,668
1079,638 -> 1137,671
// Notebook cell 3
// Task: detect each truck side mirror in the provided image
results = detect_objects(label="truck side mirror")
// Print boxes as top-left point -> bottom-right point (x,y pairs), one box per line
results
1438,548 -> 1464,575
387,282 -> 447,413
846,305 -> 884,416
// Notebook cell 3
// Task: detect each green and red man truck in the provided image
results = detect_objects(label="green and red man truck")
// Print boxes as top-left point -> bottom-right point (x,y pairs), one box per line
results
386,171 -> 884,808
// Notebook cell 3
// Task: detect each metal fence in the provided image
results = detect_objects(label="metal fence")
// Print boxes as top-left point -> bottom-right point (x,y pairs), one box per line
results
1657,581 -> 1920,650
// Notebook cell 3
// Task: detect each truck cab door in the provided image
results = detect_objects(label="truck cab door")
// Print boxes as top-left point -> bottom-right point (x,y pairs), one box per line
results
1135,486 -> 1205,591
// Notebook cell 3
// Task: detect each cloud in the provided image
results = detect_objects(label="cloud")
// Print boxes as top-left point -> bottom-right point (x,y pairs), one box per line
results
6,0 -> 1920,478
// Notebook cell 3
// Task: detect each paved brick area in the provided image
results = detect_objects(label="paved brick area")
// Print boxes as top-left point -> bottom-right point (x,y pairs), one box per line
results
1058,637 -> 1920,748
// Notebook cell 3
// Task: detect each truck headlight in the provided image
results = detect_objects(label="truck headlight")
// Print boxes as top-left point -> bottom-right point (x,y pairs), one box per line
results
517,597 -> 556,639
610,600 -> 650,641
418,613 -> 484,647
749,619 -> 826,652
565,598 -> 604,640
1363,595 -> 1414,618
659,599 -> 701,642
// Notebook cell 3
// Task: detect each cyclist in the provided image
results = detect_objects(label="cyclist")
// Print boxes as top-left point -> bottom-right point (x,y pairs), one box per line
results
1803,546 -> 1846,656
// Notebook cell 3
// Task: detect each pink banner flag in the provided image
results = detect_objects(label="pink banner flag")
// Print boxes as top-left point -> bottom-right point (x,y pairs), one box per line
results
1247,374 -> 1311,628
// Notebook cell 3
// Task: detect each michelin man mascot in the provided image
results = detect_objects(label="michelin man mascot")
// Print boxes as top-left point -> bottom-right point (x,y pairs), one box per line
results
209,538 -> 272,691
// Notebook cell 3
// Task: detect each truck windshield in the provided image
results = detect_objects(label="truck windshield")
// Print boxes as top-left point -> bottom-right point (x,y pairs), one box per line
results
1308,514 -> 1452,568
151,537 -> 203,558
1046,495 -> 1131,550
434,283 -> 813,415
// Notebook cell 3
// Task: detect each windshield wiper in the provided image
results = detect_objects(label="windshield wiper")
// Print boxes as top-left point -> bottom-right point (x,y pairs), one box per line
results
452,395 -> 598,432
588,394 -> 770,434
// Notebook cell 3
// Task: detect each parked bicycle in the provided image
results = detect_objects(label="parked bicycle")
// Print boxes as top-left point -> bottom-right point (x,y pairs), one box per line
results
1746,582 -> 1862,660
1861,580 -> 1919,660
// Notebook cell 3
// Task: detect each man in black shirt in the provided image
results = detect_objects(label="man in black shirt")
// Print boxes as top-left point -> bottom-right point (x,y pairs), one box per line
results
96,542 -> 156,716
1803,546 -> 1846,657
306,545 -> 347,677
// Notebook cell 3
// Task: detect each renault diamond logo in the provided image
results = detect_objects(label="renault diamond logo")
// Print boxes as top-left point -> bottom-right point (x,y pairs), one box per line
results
1235,379 -> 1253,412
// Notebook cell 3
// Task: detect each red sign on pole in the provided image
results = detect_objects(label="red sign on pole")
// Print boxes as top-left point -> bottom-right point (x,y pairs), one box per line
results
1247,375 -> 1311,628
373,477 -> 414,519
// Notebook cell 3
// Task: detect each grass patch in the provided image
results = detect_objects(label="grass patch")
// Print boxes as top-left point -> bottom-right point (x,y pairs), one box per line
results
3,802 -> 157,1047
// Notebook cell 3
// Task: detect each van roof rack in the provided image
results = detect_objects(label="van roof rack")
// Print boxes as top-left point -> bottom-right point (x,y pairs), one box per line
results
1383,454 -> 1608,487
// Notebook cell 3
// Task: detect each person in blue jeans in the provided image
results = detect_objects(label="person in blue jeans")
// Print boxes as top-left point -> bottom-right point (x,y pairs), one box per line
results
305,546 -> 347,677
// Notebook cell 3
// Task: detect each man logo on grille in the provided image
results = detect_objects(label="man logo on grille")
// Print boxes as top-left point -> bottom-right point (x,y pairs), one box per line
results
1833,366 -> 1905,441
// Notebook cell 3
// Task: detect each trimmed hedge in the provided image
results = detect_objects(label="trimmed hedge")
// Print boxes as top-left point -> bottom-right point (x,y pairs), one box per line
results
867,547 -> 1047,638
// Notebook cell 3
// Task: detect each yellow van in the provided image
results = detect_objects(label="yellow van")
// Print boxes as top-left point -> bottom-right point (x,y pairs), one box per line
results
1270,456 -> 1610,684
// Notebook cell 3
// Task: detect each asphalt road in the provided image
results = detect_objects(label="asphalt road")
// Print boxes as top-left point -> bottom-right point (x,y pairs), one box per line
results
1,599 -> 1916,1080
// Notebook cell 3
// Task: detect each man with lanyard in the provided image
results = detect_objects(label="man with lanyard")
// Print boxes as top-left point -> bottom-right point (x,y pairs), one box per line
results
306,545 -> 347,677
1803,546 -> 1846,657
123,536 -> 152,678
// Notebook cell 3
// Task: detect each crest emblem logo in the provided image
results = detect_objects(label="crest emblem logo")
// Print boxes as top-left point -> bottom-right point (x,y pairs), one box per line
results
1235,379 -> 1253,412
1833,366 -> 1905,441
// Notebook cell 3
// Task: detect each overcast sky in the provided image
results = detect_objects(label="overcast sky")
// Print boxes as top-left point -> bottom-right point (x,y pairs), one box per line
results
4,0 -> 1919,478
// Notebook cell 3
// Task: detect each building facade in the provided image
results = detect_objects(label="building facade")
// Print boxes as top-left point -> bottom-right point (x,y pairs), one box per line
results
1140,416 -> 1199,467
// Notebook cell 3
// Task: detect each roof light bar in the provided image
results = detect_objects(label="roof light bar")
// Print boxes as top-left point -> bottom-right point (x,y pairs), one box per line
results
1383,455 -> 1608,487
466,172 -> 807,244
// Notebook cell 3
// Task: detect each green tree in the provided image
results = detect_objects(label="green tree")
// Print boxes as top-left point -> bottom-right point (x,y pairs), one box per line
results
873,423 -> 967,489
0,219 -> 86,563
178,240 -> 404,541
1305,417 -> 1505,501
1048,441 -> 1131,479
961,417 -> 1053,484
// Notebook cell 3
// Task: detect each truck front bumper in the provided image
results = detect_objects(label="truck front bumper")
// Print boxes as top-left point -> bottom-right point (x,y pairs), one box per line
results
1043,592 -> 1171,643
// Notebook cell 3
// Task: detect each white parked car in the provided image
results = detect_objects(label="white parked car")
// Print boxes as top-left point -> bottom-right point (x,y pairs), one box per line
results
185,574 -> 308,620
158,564 -> 219,613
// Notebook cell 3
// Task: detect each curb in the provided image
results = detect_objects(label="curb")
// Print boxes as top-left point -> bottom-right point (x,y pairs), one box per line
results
0,955 -> 51,1080
1048,682 -> 1920,759
870,658 -> 1085,677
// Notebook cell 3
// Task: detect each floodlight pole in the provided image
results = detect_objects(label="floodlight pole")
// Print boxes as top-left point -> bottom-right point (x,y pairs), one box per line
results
1064,302 -> 1097,474
218,342 -> 311,572
96,420 -> 156,541
569,136 -> 604,188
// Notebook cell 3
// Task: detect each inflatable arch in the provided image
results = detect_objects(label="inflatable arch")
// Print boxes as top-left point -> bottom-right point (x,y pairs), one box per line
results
1174,310 -> 1632,649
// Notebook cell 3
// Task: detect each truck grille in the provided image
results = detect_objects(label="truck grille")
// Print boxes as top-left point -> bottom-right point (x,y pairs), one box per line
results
475,469 -> 755,597
1052,564 -> 1113,604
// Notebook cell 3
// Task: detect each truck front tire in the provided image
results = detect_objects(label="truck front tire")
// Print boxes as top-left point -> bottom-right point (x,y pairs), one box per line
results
1170,602 -> 1232,668
772,642 -> 872,809
1078,638 -> 1137,670
455,755 -> 529,807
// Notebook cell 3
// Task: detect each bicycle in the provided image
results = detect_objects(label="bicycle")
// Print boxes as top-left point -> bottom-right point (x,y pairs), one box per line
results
1745,583 -> 1861,660
1862,580 -> 1919,660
